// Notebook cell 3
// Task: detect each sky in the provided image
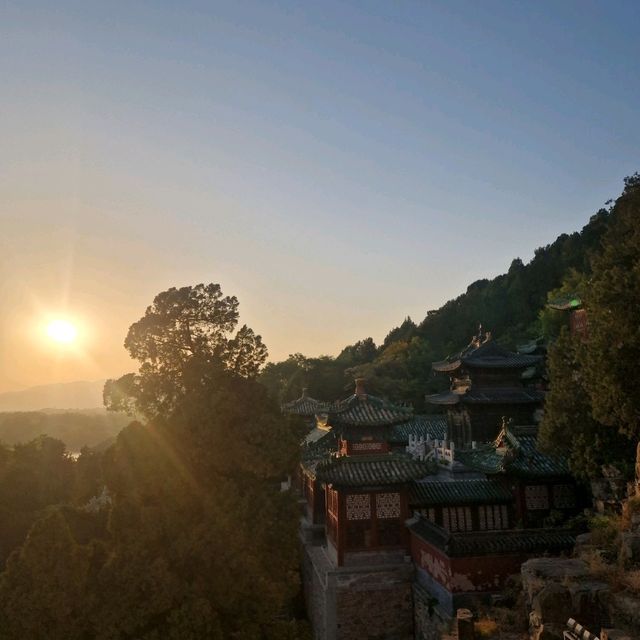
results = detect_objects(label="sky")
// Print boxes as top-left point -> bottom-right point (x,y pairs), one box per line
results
0,0 -> 639,393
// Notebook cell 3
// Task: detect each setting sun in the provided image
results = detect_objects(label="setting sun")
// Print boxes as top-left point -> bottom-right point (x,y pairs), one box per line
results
46,319 -> 78,344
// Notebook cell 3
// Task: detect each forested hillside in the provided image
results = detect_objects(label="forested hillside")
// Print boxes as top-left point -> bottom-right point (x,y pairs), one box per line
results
261,198 -> 611,409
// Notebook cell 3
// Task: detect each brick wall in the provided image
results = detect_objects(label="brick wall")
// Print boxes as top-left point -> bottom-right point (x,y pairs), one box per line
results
335,569 -> 414,640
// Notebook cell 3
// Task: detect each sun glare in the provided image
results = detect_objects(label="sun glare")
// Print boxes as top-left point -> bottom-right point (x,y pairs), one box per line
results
46,319 -> 78,344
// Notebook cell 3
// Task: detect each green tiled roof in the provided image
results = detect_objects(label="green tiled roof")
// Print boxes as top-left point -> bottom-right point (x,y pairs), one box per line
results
409,479 -> 512,506
425,391 -> 462,406
301,429 -> 337,461
409,517 -> 575,556
463,388 -> 544,404
455,425 -> 570,478
548,294 -> 582,311
388,415 -> 447,444
433,336 -> 542,373
282,390 -> 330,416
316,454 -> 434,487
426,387 -> 544,407
328,393 -> 412,427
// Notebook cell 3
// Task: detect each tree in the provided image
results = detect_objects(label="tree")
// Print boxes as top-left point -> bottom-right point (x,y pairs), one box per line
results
0,436 -> 76,568
540,175 -> 640,479
581,174 -> 640,440
539,327 -> 633,479
0,283 -> 308,639
0,509 -> 98,640
105,283 -> 268,417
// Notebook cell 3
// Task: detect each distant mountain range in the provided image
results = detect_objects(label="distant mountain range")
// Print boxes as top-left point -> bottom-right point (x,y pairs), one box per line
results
0,380 -> 107,412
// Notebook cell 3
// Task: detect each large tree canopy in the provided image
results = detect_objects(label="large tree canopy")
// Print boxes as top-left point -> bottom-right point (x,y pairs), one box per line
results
0,283 -> 308,639
540,175 -> 640,478
581,174 -> 640,439
105,283 -> 268,417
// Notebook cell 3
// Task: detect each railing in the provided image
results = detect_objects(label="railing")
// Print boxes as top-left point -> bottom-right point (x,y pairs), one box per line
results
564,619 -> 599,640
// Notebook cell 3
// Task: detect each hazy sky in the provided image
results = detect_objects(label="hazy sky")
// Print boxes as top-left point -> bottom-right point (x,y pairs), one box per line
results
1,1 -> 638,393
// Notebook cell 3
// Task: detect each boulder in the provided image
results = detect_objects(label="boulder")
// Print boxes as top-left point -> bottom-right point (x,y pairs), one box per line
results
619,532 -> 640,564
611,592 -> 640,630
521,558 -> 589,604
569,580 -> 611,628
575,532 -> 593,549
532,583 -> 572,624
532,622 -> 564,640
601,629 -> 633,640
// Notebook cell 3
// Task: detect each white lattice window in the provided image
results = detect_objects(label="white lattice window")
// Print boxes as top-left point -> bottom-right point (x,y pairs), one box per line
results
553,484 -> 576,509
375,492 -> 401,519
525,485 -> 549,511
501,504 -> 509,527
352,442 -> 384,452
346,494 -> 371,520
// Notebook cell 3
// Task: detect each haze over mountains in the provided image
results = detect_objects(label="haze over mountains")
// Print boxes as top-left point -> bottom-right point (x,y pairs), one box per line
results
0,380 -> 106,412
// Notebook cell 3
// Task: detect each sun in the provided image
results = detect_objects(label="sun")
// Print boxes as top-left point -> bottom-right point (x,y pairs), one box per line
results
46,319 -> 78,344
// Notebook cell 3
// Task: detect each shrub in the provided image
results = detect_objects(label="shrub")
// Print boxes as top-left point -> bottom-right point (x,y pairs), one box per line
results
474,618 -> 498,638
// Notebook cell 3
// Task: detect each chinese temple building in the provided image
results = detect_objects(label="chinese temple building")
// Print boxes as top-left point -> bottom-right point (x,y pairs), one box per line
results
426,329 -> 544,446
292,379 -> 579,638
298,380 -> 438,640
407,421 -> 579,617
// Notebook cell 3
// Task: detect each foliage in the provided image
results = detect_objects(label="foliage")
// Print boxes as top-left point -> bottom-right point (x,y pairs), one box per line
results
0,283 -> 307,639
581,175 -> 640,439
0,436 -> 77,568
541,175 -> 640,479
105,283 -> 268,417
265,204 -> 612,409
538,269 -> 589,339
474,618 -> 499,638
539,327 -> 634,479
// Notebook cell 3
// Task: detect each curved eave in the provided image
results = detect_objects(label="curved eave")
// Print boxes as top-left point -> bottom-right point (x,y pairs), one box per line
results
432,360 -> 461,373
425,391 -> 461,406
461,390 -> 544,405
461,356 -> 543,369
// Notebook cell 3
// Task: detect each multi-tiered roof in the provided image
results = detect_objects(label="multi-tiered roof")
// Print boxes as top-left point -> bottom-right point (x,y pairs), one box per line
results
426,329 -> 546,445
428,331 -> 544,407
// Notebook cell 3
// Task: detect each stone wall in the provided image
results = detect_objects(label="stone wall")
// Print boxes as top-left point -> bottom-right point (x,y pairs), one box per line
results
303,544 -> 332,640
334,565 -> 414,639
413,583 -> 447,640
301,535 -> 415,640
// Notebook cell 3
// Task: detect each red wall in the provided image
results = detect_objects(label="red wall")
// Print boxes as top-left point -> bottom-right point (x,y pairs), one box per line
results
410,533 -> 527,594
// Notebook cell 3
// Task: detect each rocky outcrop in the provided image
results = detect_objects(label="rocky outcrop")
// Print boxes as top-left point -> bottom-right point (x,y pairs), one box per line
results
521,559 -> 611,640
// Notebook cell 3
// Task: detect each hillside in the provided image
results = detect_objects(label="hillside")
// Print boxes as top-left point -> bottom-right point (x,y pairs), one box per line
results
262,197 -> 613,409
0,380 -> 106,412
